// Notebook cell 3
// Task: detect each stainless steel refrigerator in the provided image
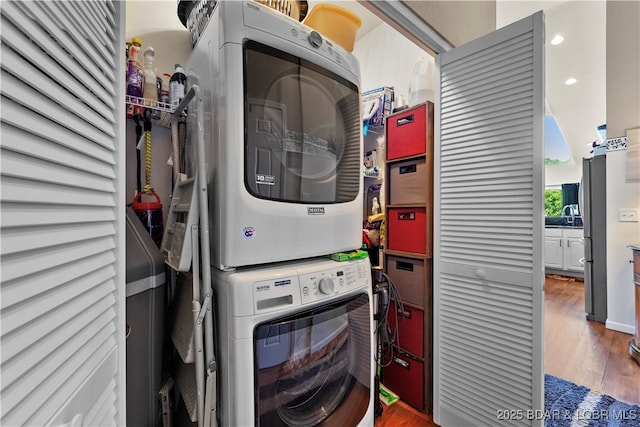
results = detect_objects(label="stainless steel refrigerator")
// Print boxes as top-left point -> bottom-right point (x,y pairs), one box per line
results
581,155 -> 607,323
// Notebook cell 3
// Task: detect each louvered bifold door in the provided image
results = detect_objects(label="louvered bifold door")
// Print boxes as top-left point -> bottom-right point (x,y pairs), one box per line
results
433,12 -> 545,427
1,1 -> 125,426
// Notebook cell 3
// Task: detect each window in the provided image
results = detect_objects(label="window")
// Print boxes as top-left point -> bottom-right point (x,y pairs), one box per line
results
545,187 -> 562,217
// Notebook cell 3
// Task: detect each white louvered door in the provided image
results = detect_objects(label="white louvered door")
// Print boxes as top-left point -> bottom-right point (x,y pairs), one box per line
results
434,12 -> 545,427
1,1 -> 125,426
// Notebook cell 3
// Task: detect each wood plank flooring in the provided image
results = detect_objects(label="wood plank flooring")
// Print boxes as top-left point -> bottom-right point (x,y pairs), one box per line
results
544,275 -> 640,405
375,275 -> 640,426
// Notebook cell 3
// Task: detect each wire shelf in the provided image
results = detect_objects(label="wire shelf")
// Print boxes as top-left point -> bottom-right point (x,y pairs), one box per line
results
126,95 -> 178,127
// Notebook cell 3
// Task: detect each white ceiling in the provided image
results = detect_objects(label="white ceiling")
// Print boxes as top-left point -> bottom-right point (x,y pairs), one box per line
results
497,1 -> 607,165
310,0 -> 607,165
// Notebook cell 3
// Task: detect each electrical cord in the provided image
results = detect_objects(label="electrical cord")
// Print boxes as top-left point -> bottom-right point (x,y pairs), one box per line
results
374,272 -> 406,368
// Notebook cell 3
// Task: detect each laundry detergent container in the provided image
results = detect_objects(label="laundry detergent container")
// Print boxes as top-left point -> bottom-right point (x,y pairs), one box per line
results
126,207 -> 166,427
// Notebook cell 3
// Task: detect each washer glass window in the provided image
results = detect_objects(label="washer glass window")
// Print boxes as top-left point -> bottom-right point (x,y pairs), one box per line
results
254,293 -> 371,426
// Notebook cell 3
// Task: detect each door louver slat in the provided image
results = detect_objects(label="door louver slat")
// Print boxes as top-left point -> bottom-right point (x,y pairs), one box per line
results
1,1 -> 124,425
1,70 -> 115,147
3,124 -> 115,178
1,2 -> 116,108
2,47 -> 115,134
18,1 -> 115,85
2,252 -> 115,309
1,98 -> 116,163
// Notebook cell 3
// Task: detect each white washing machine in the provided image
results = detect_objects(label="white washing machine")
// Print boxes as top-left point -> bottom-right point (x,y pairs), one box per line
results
212,256 -> 375,426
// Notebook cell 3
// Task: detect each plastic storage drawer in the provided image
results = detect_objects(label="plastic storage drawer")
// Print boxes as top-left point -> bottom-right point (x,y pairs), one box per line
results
385,255 -> 429,308
388,157 -> 429,205
383,349 -> 424,411
387,207 -> 427,254
387,302 -> 424,358
386,104 -> 427,160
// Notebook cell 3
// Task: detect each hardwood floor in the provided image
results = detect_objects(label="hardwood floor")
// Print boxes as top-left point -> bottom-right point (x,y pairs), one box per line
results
375,400 -> 434,426
374,275 -> 640,426
544,274 -> 640,405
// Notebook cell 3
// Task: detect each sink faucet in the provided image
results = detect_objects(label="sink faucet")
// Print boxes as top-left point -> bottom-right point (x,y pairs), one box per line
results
562,205 -> 575,224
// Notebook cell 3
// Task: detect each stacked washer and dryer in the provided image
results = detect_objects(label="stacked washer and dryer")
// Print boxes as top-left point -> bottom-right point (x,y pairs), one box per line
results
182,1 -> 375,425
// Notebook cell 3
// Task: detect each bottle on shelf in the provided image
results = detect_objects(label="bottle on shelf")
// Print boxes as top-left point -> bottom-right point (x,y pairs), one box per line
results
170,64 -> 186,107
143,46 -> 158,103
126,37 -> 144,117
143,46 -> 158,119
160,73 -> 171,106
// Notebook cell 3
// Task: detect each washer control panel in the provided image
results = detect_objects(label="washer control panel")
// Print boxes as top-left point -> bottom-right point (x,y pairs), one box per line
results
298,258 -> 371,305
248,258 -> 371,314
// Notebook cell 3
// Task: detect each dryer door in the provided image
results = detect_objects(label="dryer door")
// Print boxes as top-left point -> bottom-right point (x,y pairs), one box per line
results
243,40 -> 361,204
254,293 -> 371,426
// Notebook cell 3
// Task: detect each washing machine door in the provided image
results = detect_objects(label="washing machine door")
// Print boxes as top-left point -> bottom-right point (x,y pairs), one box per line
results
254,293 -> 371,426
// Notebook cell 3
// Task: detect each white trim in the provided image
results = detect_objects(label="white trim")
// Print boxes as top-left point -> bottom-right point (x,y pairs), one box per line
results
125,273 -> 167,297
605,320 -> 635,335
358,0 -> 453,54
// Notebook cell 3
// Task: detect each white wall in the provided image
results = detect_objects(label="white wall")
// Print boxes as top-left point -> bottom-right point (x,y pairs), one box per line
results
605,151 -> 640,333
545,161 -> 582,187
125,1 -> 191,77
604,0 -> 640,333
353,23 -> 434,105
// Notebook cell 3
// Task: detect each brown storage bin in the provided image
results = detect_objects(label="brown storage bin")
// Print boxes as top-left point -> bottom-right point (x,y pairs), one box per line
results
388,158 -> 429,205
385,255 -> 429,308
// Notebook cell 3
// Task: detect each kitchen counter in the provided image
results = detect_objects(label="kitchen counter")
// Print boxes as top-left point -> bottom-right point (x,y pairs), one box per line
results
545,216 -> 583,228
545,225 -> 583,229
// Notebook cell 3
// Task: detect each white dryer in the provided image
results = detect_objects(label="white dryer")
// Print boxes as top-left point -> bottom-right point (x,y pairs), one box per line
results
212,256 -> 375,426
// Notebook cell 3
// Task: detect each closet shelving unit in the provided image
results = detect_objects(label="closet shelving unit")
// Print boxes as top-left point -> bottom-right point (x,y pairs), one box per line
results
381,101 -> 434,414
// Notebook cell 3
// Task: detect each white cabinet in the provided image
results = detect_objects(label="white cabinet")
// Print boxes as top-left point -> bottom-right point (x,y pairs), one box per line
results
563,229 -> 585,272
544,227 -> 584,274
544,228 -> 564,269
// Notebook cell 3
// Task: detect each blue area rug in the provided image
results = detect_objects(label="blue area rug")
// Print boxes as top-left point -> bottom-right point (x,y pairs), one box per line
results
545,374 -> 640,426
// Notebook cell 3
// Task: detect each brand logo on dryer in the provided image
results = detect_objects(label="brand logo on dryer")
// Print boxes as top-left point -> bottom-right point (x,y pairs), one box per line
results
242,226 -> 256,239
307,207 -> 325,215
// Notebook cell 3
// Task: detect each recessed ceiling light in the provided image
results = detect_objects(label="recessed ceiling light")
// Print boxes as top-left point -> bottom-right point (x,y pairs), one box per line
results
550,34 -> 565,45
565,77 -> 577,85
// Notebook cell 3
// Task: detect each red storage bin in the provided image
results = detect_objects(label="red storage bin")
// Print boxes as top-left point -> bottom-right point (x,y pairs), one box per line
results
386,104 -> 427,160
387,207 -> 427,254
385,255 -> 429,308
382,349 -> 424,411
387,302 -> 424,358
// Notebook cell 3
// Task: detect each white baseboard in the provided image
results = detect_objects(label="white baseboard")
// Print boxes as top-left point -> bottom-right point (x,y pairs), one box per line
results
605,320 -> 635,335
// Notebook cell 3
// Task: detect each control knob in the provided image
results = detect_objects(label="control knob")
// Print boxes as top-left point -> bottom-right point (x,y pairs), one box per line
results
317,277 -> 334,295
308,30 -> 323,48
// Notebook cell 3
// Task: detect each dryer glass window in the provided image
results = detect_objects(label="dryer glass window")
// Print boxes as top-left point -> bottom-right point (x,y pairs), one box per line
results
254,294 -> 371,426
243,40 -> 361,204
